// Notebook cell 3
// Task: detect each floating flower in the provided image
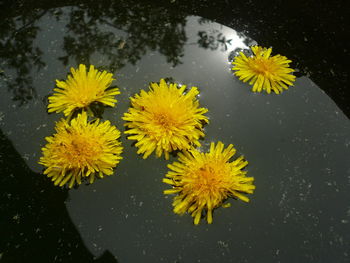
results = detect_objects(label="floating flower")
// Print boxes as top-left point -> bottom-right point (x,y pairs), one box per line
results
232,46 -> 296,94
48,64 -> 120,116
39,112 -> 123,188
163,141 -> 255,225
123,79 -> 209,159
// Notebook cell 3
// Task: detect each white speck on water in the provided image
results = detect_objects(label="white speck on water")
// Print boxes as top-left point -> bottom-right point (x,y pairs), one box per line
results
0,111 -> 4,123
23,153 -> 30,161
36,123 -> 47,130
279,192 -> 287,206
139,201 -> 143,207
13,214 -> 20,222
217,240 -> 229,249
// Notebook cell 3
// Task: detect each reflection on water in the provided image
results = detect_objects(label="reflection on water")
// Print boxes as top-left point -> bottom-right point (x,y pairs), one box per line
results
1,0 -> 348,116
0,1 -> 349,263
0,9 -> 46,105
58,2 -> 187,69
196,17 -> 257,53
0,2 -> 254,108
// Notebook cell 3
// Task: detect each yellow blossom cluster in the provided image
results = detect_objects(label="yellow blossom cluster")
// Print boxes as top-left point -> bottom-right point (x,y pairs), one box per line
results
39,45 -> 295,224
40,64 -> 123,188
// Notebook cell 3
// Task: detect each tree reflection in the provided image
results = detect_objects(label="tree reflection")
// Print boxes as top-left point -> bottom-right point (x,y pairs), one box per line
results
2,0 -> 347,117
197,30 -> 232,51
0,0 -> 250,108
0,0 -> 189,105
0,10 -> 46,105
58,0 -> 187,70
196,17 -> 233,52
1,4 -> 233,107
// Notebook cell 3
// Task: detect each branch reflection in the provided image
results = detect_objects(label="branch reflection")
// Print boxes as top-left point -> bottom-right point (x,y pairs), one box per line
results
0,10 -> 46,105
0,0 -> 237,106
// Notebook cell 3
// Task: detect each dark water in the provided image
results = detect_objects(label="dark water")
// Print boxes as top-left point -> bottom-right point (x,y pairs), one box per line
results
0,1 -> 349,262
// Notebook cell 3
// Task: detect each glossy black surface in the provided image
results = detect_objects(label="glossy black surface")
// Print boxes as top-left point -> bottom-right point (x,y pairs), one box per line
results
0,1 -> 349,262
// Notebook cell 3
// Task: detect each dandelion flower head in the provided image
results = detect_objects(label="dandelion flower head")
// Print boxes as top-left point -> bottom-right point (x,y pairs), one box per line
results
39,112 -> 123,188
232,46 -> 296,94
163,141 -> 255,225
48,64 -> 120,116
123,79 -> 209,160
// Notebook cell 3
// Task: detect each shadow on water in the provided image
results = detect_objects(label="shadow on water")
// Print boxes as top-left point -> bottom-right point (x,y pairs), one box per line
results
0,0 -> 348,117
0,129 -> 118,262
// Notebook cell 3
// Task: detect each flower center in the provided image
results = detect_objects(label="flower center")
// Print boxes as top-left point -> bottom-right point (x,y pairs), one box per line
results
191,164 -> 227,195
76,94 -> 94,107
60,134 -> 103,166
154,112 -> 176,130
251,58 -> 275,76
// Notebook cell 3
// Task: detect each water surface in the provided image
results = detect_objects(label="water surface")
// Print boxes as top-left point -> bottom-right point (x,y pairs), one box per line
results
1,1 -> 349,262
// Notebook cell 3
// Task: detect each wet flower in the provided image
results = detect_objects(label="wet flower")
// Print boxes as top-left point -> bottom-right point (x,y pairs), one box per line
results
163,141 -> 255,225
232,46 -> 296,94
39,112 -> 123,188
48,64 -> 120,116
123,79 -> 209,159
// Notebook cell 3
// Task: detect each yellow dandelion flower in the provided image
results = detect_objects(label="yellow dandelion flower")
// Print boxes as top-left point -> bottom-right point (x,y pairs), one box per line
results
48,64 -> 120,116
163,141 -> 255,225
39,112 -> 123,188
232,46 -> 296,94
123,79 -> 209,160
